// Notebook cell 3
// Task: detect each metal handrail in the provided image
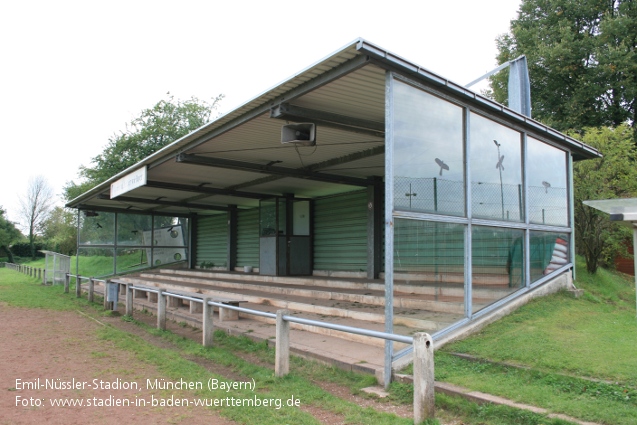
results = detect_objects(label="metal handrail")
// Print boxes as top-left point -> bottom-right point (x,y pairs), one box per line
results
125,283 -> 413,345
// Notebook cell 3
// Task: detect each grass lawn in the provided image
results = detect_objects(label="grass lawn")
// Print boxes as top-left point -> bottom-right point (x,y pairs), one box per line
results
436,257 -> 637,424
6,256 -> 635,424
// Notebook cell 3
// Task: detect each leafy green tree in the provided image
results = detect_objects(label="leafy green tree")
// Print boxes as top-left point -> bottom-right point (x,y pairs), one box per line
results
41,207 -> 77,256
492,0 -> 636,138
573,124 -> 637,273
0,207 -> 23,263
65,93 -> 223,200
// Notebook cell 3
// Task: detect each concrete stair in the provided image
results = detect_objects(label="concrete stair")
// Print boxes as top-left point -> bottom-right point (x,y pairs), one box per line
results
113,269 -> 512,348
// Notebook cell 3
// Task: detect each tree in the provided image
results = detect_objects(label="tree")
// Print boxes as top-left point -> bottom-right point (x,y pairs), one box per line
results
64,93 -> 223,201
492,0 -> 636,139
573,124 -> 637,273
0,207 -> 22,263
41,207 -> 77,256
19,175 -> 55,259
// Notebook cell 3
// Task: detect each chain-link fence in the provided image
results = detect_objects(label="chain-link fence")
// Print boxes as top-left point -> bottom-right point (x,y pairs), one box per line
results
394,177 -> 567,224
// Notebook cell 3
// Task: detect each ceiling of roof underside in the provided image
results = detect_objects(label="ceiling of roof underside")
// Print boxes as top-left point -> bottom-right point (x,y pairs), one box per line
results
77,64 -> 387,216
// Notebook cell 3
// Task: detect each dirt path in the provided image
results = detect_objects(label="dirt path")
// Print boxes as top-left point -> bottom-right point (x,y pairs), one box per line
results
104,308 -> 415,423
0,301 -> 414,425
0,305 -> 233,425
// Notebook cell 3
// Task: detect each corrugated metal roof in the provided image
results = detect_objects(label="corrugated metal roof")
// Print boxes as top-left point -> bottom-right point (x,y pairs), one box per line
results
67,38 -> 600,216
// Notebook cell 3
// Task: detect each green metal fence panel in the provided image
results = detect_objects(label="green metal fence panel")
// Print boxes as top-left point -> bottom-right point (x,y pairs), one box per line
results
237,208 -> 259,268
314,190 -> 368,272
196,214 -> 228,268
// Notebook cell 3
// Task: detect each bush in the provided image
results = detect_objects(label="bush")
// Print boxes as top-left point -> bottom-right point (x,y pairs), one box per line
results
9,242 -> 46,258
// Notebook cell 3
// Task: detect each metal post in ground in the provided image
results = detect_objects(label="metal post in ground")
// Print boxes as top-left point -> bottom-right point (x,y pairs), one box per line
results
75,275 -> 82,298
275,309 -> 290,377
126,284 -> 133,316
103,280 -> 110,310
88,278 -> 94,303
413,332 -> 435,423
64,273 -> 70,293
202,297 -> 213,347
157,289 -> 166,331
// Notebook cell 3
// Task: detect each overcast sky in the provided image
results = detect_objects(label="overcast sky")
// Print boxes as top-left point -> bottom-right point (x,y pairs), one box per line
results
0,0 -> 521,228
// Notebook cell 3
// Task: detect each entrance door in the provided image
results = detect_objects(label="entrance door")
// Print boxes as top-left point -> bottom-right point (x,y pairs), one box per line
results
259,197 -> 311,275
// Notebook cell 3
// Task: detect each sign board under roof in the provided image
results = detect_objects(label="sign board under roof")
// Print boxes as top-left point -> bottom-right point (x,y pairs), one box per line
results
110,166 -> 147,199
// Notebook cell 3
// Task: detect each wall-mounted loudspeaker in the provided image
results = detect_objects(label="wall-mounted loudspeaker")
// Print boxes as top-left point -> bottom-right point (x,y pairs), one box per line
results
281,123 -> 316,146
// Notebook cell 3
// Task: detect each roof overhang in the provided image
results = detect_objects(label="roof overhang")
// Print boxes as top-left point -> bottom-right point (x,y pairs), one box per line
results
67,38 -> 601,216
583,199 -> 637,228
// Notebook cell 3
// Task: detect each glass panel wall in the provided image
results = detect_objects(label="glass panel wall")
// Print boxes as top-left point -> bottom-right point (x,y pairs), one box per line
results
388,74 -> 574,330
394,218 -> 466,325
117,214 -> 152,246
79,212 -> 115,245
472,226 -> 525,313
395,219 -> 465,277
470,113 -> 523,222
77,247 -> 115,278
116,248 -> 148,274
77,212 -> 189,277
150,217 -> 188,268
393,80 -> 465,216
530,231 -> 570,283
527,137 -> 569,226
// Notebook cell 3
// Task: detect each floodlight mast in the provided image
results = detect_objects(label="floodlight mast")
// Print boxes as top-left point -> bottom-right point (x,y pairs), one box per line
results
466,55 -> 532,118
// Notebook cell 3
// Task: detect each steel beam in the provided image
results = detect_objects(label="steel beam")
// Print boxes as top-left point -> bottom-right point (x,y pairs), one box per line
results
97,194 -> 229,211
176,153 -> 371,187
271,103 -> 385,138
145,180 -> 267,200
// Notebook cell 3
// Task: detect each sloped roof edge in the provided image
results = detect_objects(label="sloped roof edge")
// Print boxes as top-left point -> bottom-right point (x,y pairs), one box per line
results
67,38 -> 601,209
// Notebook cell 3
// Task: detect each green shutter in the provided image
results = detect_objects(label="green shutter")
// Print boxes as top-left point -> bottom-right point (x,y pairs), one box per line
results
196,214 -> 228,268
314,190 -> 368,272
237,208 -> 259,267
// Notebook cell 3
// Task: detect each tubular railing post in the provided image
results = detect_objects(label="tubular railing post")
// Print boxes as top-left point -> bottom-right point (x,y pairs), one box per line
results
75,275 -> 82,298
413,332 -> 435,423
103,280 -> 110,310
202,297 -> 213,347
64,273 -> 70,293
275,309 -> 290,377
125,284 -> 133,316
157,289 -> 166,331
88,277 -> 94,303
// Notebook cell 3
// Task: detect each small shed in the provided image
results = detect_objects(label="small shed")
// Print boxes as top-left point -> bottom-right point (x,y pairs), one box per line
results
40,250 -> 71,285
